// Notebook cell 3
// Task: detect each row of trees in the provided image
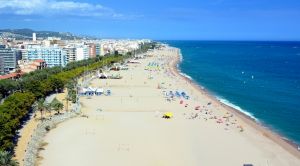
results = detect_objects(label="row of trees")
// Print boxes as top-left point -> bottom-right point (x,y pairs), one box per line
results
0,42 -> 156,100
0,92 -> 35,152
0,56 -> 105,100
0,54 -> 126,153
34,98 -> 64,119
0,42 -> 156,165
0,150 -> 18,166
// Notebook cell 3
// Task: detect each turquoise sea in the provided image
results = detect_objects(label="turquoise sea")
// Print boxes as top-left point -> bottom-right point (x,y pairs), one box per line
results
163,41 -> 300,146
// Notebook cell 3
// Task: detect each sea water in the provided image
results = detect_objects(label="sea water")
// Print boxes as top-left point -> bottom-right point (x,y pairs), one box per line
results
164,40 -> 300,146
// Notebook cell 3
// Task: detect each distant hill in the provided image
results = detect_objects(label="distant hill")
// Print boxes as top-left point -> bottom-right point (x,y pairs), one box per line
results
0,28 -> 93,40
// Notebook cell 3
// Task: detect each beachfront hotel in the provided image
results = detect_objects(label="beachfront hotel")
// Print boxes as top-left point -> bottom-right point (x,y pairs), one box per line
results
63,46 -> 77,63
24,45 -> 67,67
75,45 -> 89,61
0,47 -> 21,74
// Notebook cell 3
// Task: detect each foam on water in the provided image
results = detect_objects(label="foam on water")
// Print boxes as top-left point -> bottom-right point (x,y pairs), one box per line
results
179,55 -> 183,62
177,58 -> 192,81
179,53 -> 183,62
217,96 -> 259,122
180,67 -> 259,122
179,71 -> 193,80
164,40 -> 300,145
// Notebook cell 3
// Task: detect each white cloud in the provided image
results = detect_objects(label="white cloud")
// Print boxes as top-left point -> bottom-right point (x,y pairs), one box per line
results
0,0 -> 122,18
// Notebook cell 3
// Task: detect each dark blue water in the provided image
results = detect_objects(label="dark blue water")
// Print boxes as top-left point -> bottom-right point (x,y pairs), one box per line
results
163,40 -> 300,145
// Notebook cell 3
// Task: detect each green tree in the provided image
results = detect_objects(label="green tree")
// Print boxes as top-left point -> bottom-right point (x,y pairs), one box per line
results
51,98 -> 64,114
49,76 -> 64,93
0,92 -> 35,151
0,48 -> 150,151
23,79 -> 44,98
34,98 -> 46,120
0,150 -> 19,166
69,90 -> 77,103
44,102 -> 52,116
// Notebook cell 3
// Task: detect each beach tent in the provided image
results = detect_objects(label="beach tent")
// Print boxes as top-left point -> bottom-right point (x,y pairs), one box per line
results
95,88 -> 104,96
79,87 -> 88,96
86,87 -> 95,96
89,87 -> 96,92
162,112 -> 173,119
99,73 -> 108,79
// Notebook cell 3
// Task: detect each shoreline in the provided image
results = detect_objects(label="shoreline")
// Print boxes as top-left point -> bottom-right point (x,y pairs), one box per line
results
38,46 -> 300,166
169,46 -> 300,159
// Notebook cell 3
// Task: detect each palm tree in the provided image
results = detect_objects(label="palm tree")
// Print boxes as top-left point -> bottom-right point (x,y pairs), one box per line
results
34,98 -> 46,120
64,95 -> 71,112
51,98 -> 64,114
0,150 -> 19,166
44,102 -> 52,116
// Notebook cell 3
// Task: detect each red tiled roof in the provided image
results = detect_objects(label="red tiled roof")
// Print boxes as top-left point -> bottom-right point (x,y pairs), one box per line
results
0,72 -> 25,80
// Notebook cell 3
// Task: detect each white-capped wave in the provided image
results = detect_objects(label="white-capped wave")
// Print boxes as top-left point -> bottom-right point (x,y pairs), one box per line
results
217,97 -> 259,121
176,53 -> 191,80
179,72 -> 193,80
179,53 -> 183,62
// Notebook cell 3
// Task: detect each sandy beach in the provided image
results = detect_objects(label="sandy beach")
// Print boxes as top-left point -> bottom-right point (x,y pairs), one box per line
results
39,47 -> 300,166
14,91 -> 72,166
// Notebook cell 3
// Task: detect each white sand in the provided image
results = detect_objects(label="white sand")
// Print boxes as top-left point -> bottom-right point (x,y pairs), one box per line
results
39,47 -> 300,166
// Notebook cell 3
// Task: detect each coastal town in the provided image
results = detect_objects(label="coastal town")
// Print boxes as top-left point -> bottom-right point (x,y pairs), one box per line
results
0,32 -> 299,166
0,32 -> 150,79
1,0 -> 300,165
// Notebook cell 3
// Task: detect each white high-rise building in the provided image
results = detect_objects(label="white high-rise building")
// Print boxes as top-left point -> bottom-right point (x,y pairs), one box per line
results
32,33 -> 37,42
63,46 -> 76,63
76,45 -> 89,61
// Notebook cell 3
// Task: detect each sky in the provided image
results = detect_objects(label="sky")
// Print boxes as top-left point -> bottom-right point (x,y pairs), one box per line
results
0,0 -> 300,40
